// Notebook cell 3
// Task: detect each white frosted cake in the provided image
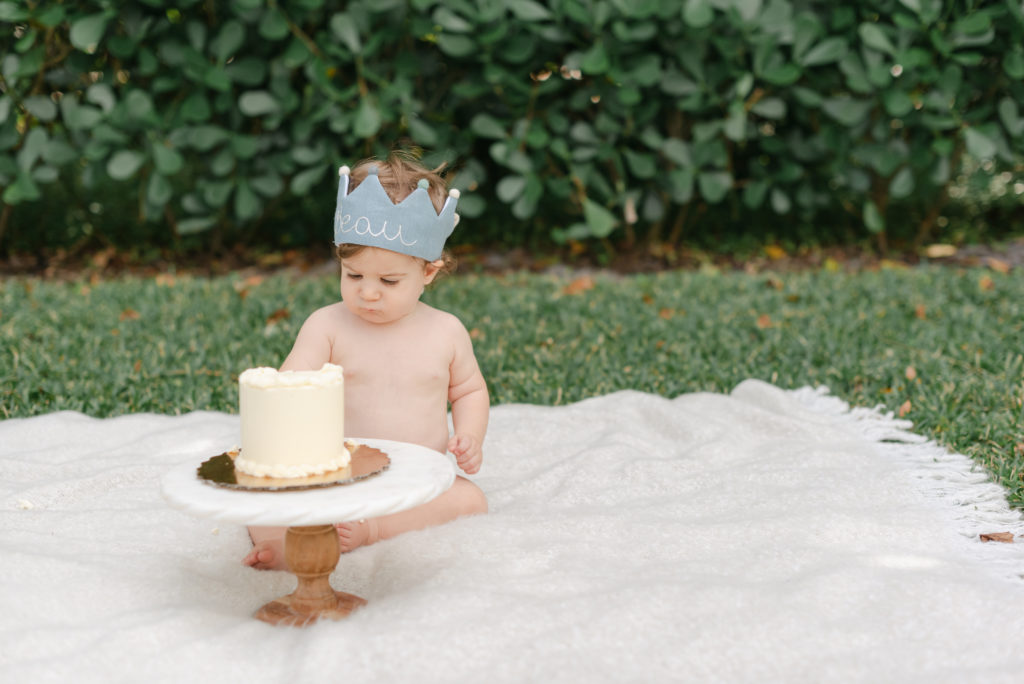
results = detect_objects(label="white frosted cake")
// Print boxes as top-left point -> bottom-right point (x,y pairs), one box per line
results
235,363 -> 352,478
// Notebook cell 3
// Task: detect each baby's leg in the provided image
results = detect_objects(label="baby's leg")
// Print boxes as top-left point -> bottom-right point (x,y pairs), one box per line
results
242,525 -> 287,570
336,476 -> 487,553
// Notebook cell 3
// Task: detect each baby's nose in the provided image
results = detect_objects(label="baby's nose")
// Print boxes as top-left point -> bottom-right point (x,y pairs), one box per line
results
361,285 -> 381,301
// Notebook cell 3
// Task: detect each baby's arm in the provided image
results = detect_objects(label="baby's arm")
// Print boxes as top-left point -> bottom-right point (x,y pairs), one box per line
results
279,305 -> 338,371
446,318 -> 489,474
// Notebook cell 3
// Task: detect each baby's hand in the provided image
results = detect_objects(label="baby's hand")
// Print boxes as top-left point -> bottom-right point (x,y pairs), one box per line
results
447,434 -> 483,475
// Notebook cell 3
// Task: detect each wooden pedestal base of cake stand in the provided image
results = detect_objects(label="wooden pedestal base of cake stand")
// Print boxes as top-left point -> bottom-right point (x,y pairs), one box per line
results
254,524 -> 366,626
161,437 -> 456,628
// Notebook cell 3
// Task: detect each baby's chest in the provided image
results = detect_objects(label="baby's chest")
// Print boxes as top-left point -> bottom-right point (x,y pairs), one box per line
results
337,340 -> 451,390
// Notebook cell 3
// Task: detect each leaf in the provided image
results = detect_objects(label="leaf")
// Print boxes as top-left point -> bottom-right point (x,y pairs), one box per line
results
761,63 -> 801,85
742,180 -> 768,208
176,216 -> 218,235
234,181 -> 261,221
822,97 -> 873,127
859,22 -> 896,54
291,164 -> 327,194
147,172 -> 173,206
507,0 -> 552,21
770,188 -> 791,214
152,143 -> 184,175
470,113 -> 506,139
238,91 -> 279,117
751,97 -> 786,119
106,150 -> 146,180
330,13 -> 362,54
697,170 -> 732,203
624,149 -> 657,178
70,13 -> 109,53
23,95 -> 57,121
581,43 -> 610,74
433,7 -> 473,32
683,0 -> 714,28
986,257 -> 1011,275
889,167 -> 914,199
863,200 -> 885,233
436,34 -> 475,57
582,198 -> 618,237
60,96 -> 103,130
2,171 -> 40,203
801,36 -> 848,66
496,175 -> 526,202
211,20 -> 245,62
561,275 -> 595,295
980,532 -> 1015,543
353,99 -> 382,138
924,244 -> 957,258
997,97 -> 1024,137
259,8 -> 290,40
963,127 -> 997,160
898,400 -> 911,417
1004,50 -> 1024,80
883,89 -> 914,117
662,138 -> 692,166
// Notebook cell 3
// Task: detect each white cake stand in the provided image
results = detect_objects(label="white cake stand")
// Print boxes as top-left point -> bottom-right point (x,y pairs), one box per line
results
161,438 -> 455,626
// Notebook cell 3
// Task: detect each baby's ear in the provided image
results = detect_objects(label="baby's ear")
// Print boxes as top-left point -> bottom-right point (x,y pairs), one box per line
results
423,259 -> 444,284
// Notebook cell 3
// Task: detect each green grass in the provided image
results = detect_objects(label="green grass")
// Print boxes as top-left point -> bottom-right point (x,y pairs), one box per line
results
2,266 -> 1023,504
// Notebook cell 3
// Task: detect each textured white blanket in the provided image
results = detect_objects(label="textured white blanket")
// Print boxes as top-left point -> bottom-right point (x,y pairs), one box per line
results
3,381 -> 1024,683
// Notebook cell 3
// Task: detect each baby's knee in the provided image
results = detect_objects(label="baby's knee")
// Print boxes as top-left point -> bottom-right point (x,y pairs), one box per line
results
454,477 -> 488,516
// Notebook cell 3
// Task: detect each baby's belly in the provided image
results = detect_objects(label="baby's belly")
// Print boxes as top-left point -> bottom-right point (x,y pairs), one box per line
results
346,402 -> 449,454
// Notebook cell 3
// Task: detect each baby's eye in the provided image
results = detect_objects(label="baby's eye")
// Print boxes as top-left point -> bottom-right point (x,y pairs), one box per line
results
381,278 -> 398,286
346,273 -> 362,280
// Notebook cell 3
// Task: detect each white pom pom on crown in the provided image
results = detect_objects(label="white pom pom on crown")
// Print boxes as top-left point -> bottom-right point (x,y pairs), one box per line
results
339,166 -> 351,176
449,189 -> 460,199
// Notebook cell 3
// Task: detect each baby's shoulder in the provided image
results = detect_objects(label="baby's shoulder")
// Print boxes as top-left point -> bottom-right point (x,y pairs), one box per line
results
417,304 -> 468,333
302,302 -> 348,330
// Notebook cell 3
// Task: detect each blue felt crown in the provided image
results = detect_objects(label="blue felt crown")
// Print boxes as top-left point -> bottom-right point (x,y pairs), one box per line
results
333,164 -> 459,261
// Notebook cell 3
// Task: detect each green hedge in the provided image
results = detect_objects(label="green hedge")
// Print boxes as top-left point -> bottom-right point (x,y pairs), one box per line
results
1,0 -> 1022,256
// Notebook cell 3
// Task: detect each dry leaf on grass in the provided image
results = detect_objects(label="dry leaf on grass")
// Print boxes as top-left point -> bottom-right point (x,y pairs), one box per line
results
756,314 -> 772,329
986,257 -> 1011,274
898,400 -> 912,417
265,308 -> 290,325
562,275 -> 595,296
924,243 -> 957,258
980,532 -> 1015,543
119,308 -> 140,321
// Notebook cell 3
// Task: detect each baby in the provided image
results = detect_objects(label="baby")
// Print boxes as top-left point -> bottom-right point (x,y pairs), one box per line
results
243,153 -> 489,570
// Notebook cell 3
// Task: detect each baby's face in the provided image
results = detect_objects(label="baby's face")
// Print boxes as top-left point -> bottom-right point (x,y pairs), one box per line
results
340,247 -> 439,324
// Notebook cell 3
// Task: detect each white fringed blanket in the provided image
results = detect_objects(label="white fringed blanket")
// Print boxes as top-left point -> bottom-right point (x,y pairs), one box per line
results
3,381 -> 1024,683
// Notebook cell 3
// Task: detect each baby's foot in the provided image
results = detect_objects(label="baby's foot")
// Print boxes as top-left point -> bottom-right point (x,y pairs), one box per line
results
336,519 -> 377,553
242,539 -> 286,570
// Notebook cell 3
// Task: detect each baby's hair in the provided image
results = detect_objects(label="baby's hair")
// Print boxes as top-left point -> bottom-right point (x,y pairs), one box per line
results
349,150 -> 449,212
335,151 -> 456,276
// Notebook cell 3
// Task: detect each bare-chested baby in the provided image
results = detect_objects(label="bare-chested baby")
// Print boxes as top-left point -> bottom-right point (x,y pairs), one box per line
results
243,154 -> 488,570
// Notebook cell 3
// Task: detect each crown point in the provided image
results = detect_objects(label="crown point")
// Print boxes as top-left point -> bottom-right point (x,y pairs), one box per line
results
368,165 -> 380,175
339,166 -> 350,176
417,178 -> 429,190
449,188 -> 461,199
